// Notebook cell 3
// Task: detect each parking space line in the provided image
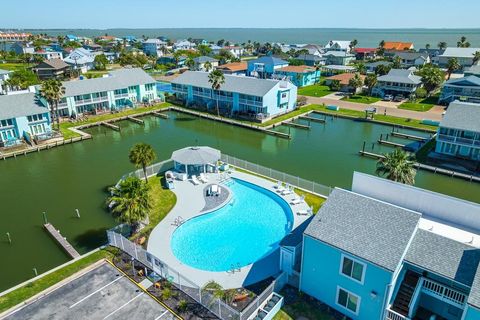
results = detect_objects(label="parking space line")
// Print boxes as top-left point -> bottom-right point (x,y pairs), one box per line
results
102,292 -> 144,319
154,310 -> 169,320
69,275 -> 124,308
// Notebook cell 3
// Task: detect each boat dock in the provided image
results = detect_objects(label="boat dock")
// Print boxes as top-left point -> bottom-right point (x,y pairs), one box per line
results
101,122 -> 120,131
152,111 -> 169,119
378,139 -> 405,148
391,131 -> 427,141
300,115 -> 326,123
127,116 -> 144,125
43,223 -> 81,259
282,121 -> 310,130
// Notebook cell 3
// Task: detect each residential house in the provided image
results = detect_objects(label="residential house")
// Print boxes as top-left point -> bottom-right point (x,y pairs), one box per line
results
48,42 -> 63,52
394,52 -> 430,68
296,54 -> 325,67
33,50 -> 63,61
300,44 -> 323,56
438,47 -> 480,68
324,40 -> 352,53
222,46 -> 244,58
365,61 -> 391,73
209,45 -> 223,55
435,101 -> 480,161
192,56 -> 219,71
216,62 -> 248,75
34,58 -> 70,80
173,39 -> 196,51
64,48 -> 96,73
373,69 -> 422,97
324,73 -> 365,93
247,56 -> 289,79
299,171 -> 480,320
418,48 -> 445,64
274,65 -> 321,87
171,71 -> 297,121
142,38 -> 168,57
10,42 -> 34,55
323,51 -> 356,66
383,41 -> 414,51
439,76 -> 480,104
0,69 -> 12,94
192,39 -> 209,46
0,92 -> 52,147
0,32 -> 31,42
354,48 -> 377,60
464,65 -> 480,78
83,43 -> 103,52
66,34 -> 78,42
49,68 -> 157,117
157,54 -> 187,68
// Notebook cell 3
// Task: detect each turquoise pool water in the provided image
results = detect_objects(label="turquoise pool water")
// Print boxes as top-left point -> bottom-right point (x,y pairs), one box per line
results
171,179 -> 294,272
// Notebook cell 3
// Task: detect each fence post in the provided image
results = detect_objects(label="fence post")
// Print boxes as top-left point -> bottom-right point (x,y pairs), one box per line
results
134,243 -> 138,260
120,235 -> 125,250
218,299 -> 222,318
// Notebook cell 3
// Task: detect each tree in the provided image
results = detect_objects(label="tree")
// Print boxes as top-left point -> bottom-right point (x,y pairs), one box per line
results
457,36 -> 471,48
392,56 -> 402,69
5,69 -> 40,90
375,149 -> 417,185
375,64 -> 391,76
418,64 -> 444,95
288,58 -> 303,66
446,58 -> 461,80
203,60 -> 213,72
94,54 -> 109,70
108,176 -> 152,229
425,43 -> 431,50
348,73 -> 363,93
197,44 -> 212,56
208,69 -> 225,117
349,39 -> 358,51
40,79 -> 65,130
364,73 -> 377,95
129,143 -> 157,181
437,42 -> 447,50
329,80 -> 341,91
473,51 -> 480,65
355,62 -> 367,75
185,58 -> 195,70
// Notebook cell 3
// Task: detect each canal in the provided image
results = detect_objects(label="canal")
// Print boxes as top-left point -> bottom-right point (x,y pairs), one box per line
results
0,111 -> 479,291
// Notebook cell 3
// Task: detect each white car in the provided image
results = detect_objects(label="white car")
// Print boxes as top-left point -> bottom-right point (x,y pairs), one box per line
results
383,94 -> 393,101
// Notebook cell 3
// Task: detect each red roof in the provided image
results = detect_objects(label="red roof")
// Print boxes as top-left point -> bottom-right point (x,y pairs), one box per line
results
355,48 -> 377,54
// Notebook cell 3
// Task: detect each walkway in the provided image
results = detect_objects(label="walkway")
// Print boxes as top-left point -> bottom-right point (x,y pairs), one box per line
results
303,96 -> 445,121
147,170 -> 310,289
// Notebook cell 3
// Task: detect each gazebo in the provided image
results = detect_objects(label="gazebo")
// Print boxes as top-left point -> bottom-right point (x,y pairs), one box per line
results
171,146 -> 221,177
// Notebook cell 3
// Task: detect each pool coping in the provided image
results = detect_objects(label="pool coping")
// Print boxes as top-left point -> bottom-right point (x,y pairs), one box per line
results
147,170 -> 310,289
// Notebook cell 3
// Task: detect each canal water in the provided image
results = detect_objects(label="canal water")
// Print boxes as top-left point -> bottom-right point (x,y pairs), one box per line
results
1,111 -> 479,291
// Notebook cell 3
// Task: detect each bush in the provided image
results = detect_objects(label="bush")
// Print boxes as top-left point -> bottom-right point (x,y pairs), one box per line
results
177,299 -> 188,313
415,88 -> 428,99
297,96 -> 307,106
161,288 -> 172,300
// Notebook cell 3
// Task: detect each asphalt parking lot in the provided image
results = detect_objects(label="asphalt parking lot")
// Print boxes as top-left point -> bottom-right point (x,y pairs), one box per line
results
2,262 -> 177,320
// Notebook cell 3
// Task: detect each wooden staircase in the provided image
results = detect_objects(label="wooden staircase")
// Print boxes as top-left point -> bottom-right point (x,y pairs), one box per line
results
392,271 -> 421,317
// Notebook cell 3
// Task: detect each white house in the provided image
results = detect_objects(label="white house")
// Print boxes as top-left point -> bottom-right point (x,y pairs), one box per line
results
222,46 -> 244,58
394,52 -> 431,68
192,56 -> 219,71
173,40 -> 196,51
324,40 -> 352,53
0,69 -> 12,94
142,38 -> 168,57
33,50 -> 63,61
437,47 -> 480,68
64,48 -> 96,73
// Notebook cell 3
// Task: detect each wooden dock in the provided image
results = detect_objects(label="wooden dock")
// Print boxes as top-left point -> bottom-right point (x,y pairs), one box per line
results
127,116 -> 144,125
282,121 -> 310,130
300,115 -> 326,123
101,122 -> 120,131
43,223 -> 81,259
391,131 -> 427,141
264,129 -> 291,139
378,139 -> 405,148
152,111 -> 169,119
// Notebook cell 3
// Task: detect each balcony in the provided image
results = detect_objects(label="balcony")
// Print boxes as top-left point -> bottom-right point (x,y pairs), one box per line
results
114,93 -> 129,99
239,98 -> 263,107
437,134 -> 480,147
92,96 -> 108,102
74,98 -> 93,105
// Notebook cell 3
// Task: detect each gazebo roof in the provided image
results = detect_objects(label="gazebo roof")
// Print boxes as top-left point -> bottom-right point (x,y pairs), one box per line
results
171,146 -> 221,165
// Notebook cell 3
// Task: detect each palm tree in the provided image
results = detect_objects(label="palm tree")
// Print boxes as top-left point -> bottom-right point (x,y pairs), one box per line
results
437,42 -> 447,50
108,176 -> 152,230
185,58 -> 195,70
457,36 -> 471,48
349,39 -> 358,51
364,73 -> 377,95
40,79 -> 65,130
375,149 -> 417,185
473,51 -> 480,65
446,58 -> 461,80
392,56 -> 402,69
425,43 -> 431,50
203,60 -> 213,72
129,143 -> 156,181
208,69 -> 225,117
348,73 -> 363,94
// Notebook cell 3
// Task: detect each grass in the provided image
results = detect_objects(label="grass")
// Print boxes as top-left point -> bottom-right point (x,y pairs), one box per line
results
297,83 -> 332,98
58,103 -> 171,139
139,175 -> 177,238
0,248 -> 115,314
0,62 -> 30,71
341,94 -> 381,104
272,292 -> 336,320
398,95 -> 439,112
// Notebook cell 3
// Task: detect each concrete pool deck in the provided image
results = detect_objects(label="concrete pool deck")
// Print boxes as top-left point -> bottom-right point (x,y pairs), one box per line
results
147,170 -> 311,289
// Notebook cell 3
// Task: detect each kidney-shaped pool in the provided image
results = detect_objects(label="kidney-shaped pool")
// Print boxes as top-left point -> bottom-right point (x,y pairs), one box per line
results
171,178 -> 294,272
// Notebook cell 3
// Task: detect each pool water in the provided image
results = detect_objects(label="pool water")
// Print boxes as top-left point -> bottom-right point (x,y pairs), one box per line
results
171,179 -> 294,272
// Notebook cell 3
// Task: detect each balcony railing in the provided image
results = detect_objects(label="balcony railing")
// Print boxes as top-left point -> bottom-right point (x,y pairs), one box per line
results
239,98 -> 263,106
386,308 -> 409,320
92,96 -> 108,102
74,98 -> 93,105
437,134 -> 480,147
422,278 -> 466,308
114,93 -> 129,98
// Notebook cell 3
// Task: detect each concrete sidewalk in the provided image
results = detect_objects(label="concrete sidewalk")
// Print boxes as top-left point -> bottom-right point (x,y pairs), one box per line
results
303,96 -> 445,121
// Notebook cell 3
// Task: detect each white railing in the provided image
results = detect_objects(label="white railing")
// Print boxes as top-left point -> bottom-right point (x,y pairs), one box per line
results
386,308 -> 409,320
422,278 -> 466,307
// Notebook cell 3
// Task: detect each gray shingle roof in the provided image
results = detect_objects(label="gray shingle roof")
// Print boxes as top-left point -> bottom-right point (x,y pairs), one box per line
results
62,68 -> 155,97
304,188 -> 421,272
171,71 -> 281,96
440,101 -> 480,132
377,69 -> 422,85
0,93 -> 49,120
36,58 -> 69,70
468,266 -> 480,308
444,75 -> 480,87
394,52 -> 428,60
193,56 -> 218,64
171,146 -> 220,165
440,47 -> 480,59
465,65 -> 480,76
405,229 -> 480,287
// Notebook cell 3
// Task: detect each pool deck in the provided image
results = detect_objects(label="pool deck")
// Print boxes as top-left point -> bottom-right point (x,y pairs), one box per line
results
147,170 -> 311,289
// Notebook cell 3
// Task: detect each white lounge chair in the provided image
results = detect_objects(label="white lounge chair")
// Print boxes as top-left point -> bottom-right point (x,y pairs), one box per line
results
291,194 -> 305,205
282,185 -> 293,196
210,184 -> 219,195
190,175 -> 200,185
297,206 -> 313,216
274,181 -> 282,189
276,183 -> 286,193
199,173 -> 208,183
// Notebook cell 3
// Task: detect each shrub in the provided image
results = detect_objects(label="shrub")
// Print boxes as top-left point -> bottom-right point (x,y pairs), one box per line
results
161,288 -> 172,300
415,88 -> 428,99
297,96 -> 307,106
177,299 -> 188,313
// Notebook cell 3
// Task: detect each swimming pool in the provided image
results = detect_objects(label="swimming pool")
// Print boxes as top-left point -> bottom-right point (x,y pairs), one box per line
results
171,179 -> 294,272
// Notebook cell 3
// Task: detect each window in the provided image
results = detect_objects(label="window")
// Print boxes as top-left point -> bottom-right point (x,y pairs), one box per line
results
337,287 -> 360,315
340,255 -> 365,283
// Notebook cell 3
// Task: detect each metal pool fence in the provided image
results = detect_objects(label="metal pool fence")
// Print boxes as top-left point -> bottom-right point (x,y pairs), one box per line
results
107,229 -> 282,320
220,154 -> 332,197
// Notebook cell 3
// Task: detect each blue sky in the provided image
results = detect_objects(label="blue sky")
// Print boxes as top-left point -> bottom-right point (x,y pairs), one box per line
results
2,0 -> 480,29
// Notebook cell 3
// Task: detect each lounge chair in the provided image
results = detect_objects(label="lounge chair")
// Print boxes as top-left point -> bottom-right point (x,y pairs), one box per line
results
282,185 -> 293,196
273,181 -> 282,189
276,183 -> 286,193
190,175 -> 200,185
297,206 -> 313,216
290,194 -> 305,205
199,173 -> 208,183
210,184 -> 219,195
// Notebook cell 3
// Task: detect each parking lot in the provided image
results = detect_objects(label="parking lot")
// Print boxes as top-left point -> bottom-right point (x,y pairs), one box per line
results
2,262 -> 177,320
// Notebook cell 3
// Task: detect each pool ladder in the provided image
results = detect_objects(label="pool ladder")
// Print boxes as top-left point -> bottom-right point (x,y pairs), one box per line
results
227,263 -> 241,274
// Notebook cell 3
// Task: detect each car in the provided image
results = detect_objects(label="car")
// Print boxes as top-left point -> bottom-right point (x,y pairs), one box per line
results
394,95 -> 405,102
383,94 -> 393,101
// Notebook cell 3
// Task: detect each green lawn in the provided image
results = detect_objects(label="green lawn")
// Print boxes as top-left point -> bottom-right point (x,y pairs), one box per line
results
398,95 -> 439,112
59,103 -> 171,139
0,62 -> 30,71
298,84 -> 332,98
0,248 -> 115,314
273,293 -> 336,320
341,94 -> 381,104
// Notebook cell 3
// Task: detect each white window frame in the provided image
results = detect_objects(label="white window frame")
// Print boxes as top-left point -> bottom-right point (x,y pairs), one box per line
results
339,254 -> 366,284
336,286 -> 361,316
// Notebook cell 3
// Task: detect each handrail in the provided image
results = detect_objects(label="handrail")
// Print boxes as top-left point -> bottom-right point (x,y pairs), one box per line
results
422,278 -> 466,307
407,277 -> 423,318
386,307 -> 409,320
